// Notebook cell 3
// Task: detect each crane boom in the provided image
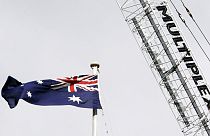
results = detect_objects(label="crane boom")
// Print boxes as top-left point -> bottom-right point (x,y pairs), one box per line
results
116,0 -> 210,135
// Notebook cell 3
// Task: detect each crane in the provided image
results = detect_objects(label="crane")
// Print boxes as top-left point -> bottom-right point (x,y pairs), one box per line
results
116,0 -> 210,135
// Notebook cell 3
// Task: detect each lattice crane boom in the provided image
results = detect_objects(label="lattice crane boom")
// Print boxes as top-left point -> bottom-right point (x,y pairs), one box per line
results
116,0 -> 210,135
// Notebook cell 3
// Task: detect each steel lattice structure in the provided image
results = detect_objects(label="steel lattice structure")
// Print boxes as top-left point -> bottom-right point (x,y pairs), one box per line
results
116,0 -> 210,135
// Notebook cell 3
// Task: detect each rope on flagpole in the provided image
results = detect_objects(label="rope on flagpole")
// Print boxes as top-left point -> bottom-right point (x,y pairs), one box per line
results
101,108 -> 113,136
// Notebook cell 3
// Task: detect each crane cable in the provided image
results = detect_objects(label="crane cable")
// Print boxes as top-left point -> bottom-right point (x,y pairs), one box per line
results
180,0 -> 210,48
169,0 -> 210,62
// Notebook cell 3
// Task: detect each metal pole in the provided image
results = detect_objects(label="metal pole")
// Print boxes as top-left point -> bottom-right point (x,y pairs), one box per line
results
90,62 -> 100,136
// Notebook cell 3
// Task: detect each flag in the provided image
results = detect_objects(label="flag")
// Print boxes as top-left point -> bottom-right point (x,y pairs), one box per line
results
1,75 -> 102,109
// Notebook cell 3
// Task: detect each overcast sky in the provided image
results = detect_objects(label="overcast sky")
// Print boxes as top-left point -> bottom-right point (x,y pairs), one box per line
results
1,0 -> 210,136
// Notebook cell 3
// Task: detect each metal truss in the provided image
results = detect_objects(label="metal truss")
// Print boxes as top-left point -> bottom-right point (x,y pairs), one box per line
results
116,0 -> 210,135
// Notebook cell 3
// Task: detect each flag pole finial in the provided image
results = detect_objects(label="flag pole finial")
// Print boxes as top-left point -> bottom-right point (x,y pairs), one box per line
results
90,62 -> 100,74
90,63 -> 100,69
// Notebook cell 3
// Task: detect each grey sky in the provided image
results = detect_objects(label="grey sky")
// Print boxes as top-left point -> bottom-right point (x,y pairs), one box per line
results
0,0 -> 210,136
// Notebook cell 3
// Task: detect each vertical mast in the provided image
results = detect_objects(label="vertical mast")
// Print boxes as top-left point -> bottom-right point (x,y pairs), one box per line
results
90,63 -> 100,136
116,0 -> 210,135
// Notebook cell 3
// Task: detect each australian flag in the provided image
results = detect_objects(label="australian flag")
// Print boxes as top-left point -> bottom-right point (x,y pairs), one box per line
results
1,75 -> 102,109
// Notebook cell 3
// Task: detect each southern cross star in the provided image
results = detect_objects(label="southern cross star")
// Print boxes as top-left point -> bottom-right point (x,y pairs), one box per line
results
37,80 -> 43,84
27,91 -> 32,98
68,95 -> 82,104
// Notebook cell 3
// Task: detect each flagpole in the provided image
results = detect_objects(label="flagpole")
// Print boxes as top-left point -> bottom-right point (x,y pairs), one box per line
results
90,63 -> 100,136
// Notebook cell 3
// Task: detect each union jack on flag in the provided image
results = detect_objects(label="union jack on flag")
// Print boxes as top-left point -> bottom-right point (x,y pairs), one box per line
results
57,75 -> 99,92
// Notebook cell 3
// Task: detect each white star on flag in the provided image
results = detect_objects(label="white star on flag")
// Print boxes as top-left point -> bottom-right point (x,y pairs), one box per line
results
27,91 -> 32,98
68,95 -> 82,104
37,80 -> 43,84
